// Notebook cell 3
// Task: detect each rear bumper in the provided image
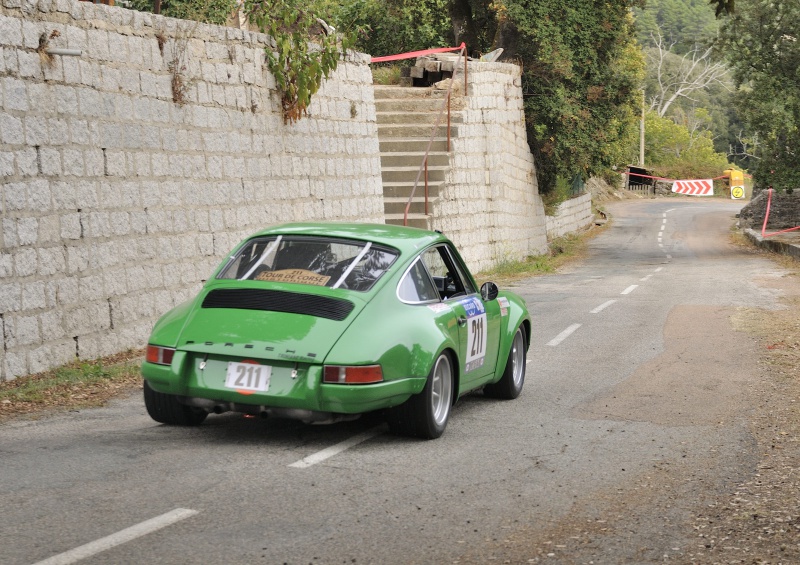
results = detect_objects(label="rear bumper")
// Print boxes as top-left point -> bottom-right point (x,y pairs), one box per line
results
142,352 -> 425,418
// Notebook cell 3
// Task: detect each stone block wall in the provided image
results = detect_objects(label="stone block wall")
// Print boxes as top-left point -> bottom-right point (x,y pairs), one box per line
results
545,192 -> 594,239
432,62 -> 547,272
0,0 -> 384,380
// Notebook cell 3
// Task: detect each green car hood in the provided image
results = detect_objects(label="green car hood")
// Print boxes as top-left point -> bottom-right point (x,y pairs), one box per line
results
152,285 -> 368,364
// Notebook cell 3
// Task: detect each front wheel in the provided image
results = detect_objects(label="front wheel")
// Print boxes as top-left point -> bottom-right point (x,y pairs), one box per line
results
484,326 -> 526,400
387,352 -> 454,439
143,381 -> 208,426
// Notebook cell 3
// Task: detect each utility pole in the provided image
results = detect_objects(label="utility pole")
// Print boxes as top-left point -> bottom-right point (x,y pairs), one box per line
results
639,89 -> 645,166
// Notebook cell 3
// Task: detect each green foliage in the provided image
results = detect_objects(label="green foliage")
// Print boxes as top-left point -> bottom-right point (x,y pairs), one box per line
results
632,0 -> 741,177
129,0 -> 237,24
644,110 -> 729,179
633,0 -> 719,53
246,0 -> 359,123
718,0 -> 800,191
541,176 -> 574,216
326,0 -> 452,58
371,64 -> 404,85
509,2 -> 645,193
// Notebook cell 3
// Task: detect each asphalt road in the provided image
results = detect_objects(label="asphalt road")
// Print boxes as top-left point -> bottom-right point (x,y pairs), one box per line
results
0,198 -> 788,565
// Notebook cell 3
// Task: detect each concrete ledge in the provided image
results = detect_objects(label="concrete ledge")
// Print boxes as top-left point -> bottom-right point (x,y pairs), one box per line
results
744,229 -> 800,260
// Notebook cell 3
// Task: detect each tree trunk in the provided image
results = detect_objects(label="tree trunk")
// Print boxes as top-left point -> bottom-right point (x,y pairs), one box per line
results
448,0 -> 481,56
491,15 -> 518,60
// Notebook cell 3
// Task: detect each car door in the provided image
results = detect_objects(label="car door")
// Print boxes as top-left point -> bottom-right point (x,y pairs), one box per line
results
419,245 -> 501,390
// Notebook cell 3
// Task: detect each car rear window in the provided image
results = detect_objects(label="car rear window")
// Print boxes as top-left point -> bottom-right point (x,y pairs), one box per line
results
217,236 -> 398,292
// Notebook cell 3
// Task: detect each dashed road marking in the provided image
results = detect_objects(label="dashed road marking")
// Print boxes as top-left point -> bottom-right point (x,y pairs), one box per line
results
640,274 -> 653,282
590,300 -> 616,314
32,508 -> 199,565
621,285 -> 638,295
547,324 -> 582,347
289,428 -> 382,468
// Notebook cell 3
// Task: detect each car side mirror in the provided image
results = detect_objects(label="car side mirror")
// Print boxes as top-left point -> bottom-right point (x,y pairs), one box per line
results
480,281 -> 498,301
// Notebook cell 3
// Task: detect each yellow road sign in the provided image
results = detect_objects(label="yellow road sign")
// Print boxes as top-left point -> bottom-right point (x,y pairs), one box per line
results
731,185 -> 745,199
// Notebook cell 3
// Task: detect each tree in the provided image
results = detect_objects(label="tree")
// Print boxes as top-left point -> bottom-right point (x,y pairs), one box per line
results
644,109 -> 728,179
129,0 -> 238,24
634,0 -> 720,54
329,0 -> 452,59
717,0 -> 800,190
644,31 -> 730,118
506,1 -> 645,193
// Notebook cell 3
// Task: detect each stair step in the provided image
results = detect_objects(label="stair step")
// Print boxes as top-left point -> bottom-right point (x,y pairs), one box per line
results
380,151 -> 450,168
382,181 -> 443,199
384,196 -> 436,215
373,85 -> 451,100
375,96 -> 466,113
385,213 -> 432,230
377,111 -> 463,125
379,137 -> 449,153
382,165 -> 448,183
378,123 -> 459,138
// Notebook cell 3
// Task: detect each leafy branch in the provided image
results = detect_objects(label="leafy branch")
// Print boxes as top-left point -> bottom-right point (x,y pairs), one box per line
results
245,0 -> 359,123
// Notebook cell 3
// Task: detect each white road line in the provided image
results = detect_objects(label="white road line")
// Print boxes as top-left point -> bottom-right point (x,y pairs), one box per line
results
640,274 -> 653,282
654,267 -> 664,272
547,323 -> 582,347
621,285 -> 638,295
590,300 -> 616,314
32,508 -> 199,565
289,428 -> 382,468
658,231 -> 663,237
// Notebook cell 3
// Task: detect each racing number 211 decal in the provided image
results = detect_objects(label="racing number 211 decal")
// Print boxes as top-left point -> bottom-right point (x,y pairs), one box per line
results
461,297 -> 487,372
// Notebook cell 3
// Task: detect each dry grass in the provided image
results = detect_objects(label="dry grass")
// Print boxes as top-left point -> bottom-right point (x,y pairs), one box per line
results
0,349 -> 143,423
478,223 -> 606,287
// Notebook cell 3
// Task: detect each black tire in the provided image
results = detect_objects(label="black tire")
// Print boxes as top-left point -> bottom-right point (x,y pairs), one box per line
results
387,352 -> 454,439
484,326 -> 526,400
143,381 -> 208,426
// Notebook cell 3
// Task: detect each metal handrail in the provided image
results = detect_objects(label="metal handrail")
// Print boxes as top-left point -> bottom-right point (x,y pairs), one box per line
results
403,44 -> 467,226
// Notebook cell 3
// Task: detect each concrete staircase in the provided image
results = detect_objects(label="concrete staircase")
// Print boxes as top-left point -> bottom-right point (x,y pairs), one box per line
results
374,85 -> 463,228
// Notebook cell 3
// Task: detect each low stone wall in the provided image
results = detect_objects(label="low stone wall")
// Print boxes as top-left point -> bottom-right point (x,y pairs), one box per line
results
434,62 -> 547,272
0,0 -> 383,380
545,192 -> 594,240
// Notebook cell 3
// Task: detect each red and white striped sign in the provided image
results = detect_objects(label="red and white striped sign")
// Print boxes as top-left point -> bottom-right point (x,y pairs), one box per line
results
672,179 -> 713,196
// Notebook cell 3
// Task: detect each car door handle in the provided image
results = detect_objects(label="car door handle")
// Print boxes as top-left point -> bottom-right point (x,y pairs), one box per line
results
457,316 -> 467,327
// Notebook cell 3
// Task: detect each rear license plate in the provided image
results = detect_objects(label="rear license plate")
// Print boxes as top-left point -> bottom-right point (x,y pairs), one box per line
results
224,362 -> 271,392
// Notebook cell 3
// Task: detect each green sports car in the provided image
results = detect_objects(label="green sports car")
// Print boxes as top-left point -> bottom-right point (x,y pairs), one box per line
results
142,223 -> 530,439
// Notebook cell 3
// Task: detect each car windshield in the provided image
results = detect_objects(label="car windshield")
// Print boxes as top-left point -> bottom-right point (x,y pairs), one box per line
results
217,236 -> 399,292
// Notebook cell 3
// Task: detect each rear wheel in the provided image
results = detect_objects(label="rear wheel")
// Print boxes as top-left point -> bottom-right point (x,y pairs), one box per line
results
143,381 -> 208,426
387,352 -> 454,439
484,326 -> 526,399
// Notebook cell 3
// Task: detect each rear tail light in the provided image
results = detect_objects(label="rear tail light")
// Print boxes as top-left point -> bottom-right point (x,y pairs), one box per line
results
146,345 -> 175,366
323,365 -> 383,384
